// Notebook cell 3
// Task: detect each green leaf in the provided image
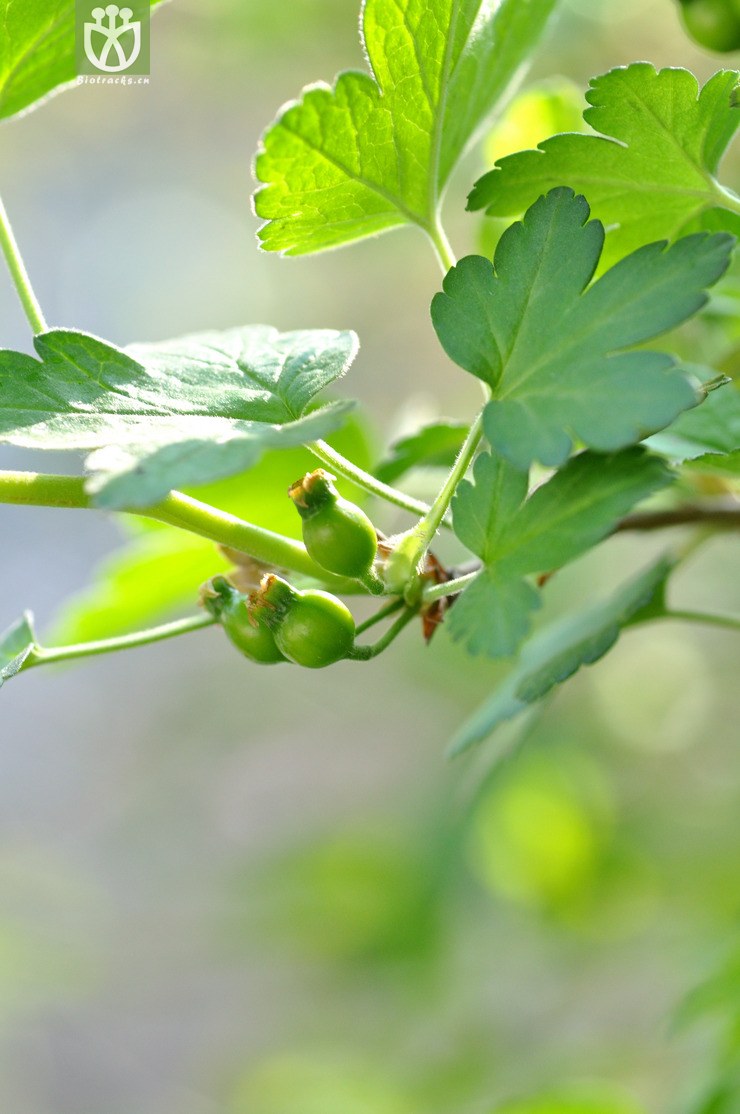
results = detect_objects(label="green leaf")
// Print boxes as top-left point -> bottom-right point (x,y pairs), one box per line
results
648,382 -> 740,460
685,449 -> 740,476
375,420 -> 468,484
0,613 -> 36,689
448,571 -> 542,658
253,0 -> 558,255
0,1 -> 168,123
432,189 -> 732,470
493,451 -> 674,575
0,326 -> 357,508
468,65 -> 740,269
448,447 -> 673,658
449,557 -> 672,756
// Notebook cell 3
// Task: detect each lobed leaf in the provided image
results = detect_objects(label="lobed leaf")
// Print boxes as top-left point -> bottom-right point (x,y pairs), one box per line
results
432,188 -> 733,470
447,571 -> 541,659
0,326 -> 358,508
253,0 -> 558,255
0,1 -> 168,123
469,64 -> 740,269
0,612 -> 36,690
448,447 -> 673,658
449,557 -> 673,756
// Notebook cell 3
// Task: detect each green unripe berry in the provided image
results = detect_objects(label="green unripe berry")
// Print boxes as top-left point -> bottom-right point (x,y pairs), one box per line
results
678,0 -> 740,51
254,574 -> 356,668
289,470 -> 378,579
203,576 -> 286,664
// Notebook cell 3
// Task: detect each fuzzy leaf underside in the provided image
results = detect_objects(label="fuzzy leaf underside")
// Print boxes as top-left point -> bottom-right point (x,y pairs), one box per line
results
469,64 -> 740,269
253,0 -> 558,254
449,557 -> 673,756
0,326 -> 357,508
448,447 -> 673,658
0,0 -> 168,122
432,188 -> 733,470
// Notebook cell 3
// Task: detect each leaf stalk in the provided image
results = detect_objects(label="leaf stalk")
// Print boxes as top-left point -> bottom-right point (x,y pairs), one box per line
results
0,192 -> 47,335
349,606 -> 417,659
383,411 -> 484,596
308,439 -> 434,518
22,613 -> 216,672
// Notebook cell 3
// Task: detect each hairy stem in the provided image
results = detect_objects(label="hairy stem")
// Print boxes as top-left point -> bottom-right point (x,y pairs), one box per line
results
0,470 -> 354,589
385,411 -> 484,596
23,613 -> 215,671
0,193 -> 47,335
152,490 -> 349,585
415,411 -> 483,545
422,570 -> 478,605
0,470 -> 91,510
308,439 -> 435,518
357,569 -> 387,595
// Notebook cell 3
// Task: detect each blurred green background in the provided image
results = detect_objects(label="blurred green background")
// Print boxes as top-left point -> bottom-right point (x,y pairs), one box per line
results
0,1 -> 739,1111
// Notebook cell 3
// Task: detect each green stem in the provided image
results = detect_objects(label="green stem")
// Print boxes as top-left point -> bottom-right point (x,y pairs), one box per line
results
422,570 -> 478,605
0,193 -> 47,335
427,215 -> 457,274
354,597 -> 404,636
415,410 -> 483,546
23,613 -> 215,671
0,470 -> 91,510
308,439 -> 435,519
349,607 -> 417,660
663,609 -> 740,633
385,411 -> 484,596
0,470 -> 354,590
152,490 -> 348,585
711,179 -> 740,219
357,569 -> 387,595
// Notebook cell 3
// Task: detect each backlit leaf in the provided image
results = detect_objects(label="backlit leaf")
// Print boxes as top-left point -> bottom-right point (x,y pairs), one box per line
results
253,0 -> 558,255
469,65 -> 740,269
